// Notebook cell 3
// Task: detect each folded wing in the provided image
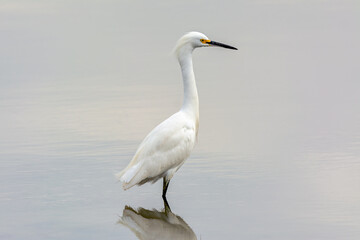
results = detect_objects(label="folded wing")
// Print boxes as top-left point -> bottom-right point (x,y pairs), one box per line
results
116,112 -> 196,190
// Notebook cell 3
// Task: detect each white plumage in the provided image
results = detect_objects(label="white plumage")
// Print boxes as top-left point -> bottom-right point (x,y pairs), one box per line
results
117,111 -> 197,190
116,32 -> 237,197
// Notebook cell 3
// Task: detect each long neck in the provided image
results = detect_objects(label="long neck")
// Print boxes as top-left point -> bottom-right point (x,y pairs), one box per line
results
178,50 -> 199,119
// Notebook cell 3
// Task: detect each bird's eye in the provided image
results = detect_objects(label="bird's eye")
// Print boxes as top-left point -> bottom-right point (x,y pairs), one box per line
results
200,39 -> 205,43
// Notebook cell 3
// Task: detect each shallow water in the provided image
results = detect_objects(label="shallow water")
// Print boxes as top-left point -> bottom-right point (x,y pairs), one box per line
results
1,1 -> 360,239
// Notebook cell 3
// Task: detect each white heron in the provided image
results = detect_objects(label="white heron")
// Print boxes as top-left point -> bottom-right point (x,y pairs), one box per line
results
116,32 -> 237,198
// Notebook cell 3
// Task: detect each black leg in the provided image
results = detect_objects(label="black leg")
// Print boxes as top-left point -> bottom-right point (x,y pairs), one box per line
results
162,177 -> 170,198
163,196 -> 172,214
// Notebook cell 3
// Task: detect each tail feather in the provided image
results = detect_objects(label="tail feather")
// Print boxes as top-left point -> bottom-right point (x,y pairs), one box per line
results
116,163 -> 142,190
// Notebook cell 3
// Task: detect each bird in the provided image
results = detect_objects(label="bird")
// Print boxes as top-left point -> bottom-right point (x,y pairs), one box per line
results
116,31 -> 237,198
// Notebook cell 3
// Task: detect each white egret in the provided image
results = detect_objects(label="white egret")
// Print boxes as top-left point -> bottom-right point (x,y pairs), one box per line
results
116,32 -> 237,197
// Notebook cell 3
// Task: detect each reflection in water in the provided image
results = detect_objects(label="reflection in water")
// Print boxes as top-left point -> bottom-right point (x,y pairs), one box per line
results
119,198 -> 197,240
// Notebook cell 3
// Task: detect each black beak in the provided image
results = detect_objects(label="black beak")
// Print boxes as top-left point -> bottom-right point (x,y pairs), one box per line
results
209,40 -> 237,50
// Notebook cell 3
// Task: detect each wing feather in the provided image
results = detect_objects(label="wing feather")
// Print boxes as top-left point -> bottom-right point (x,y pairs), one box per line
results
116,112 -> 196,189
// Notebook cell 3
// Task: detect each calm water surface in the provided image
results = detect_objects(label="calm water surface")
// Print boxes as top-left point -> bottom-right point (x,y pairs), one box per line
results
1,82 -> 359,239
1,1 -> 360,239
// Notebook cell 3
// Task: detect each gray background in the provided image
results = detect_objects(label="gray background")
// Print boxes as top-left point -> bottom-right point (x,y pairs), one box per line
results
1,1 -> 359,239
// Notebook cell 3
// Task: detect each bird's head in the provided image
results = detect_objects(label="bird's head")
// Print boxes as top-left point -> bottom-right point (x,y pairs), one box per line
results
174,31 -> 237,57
